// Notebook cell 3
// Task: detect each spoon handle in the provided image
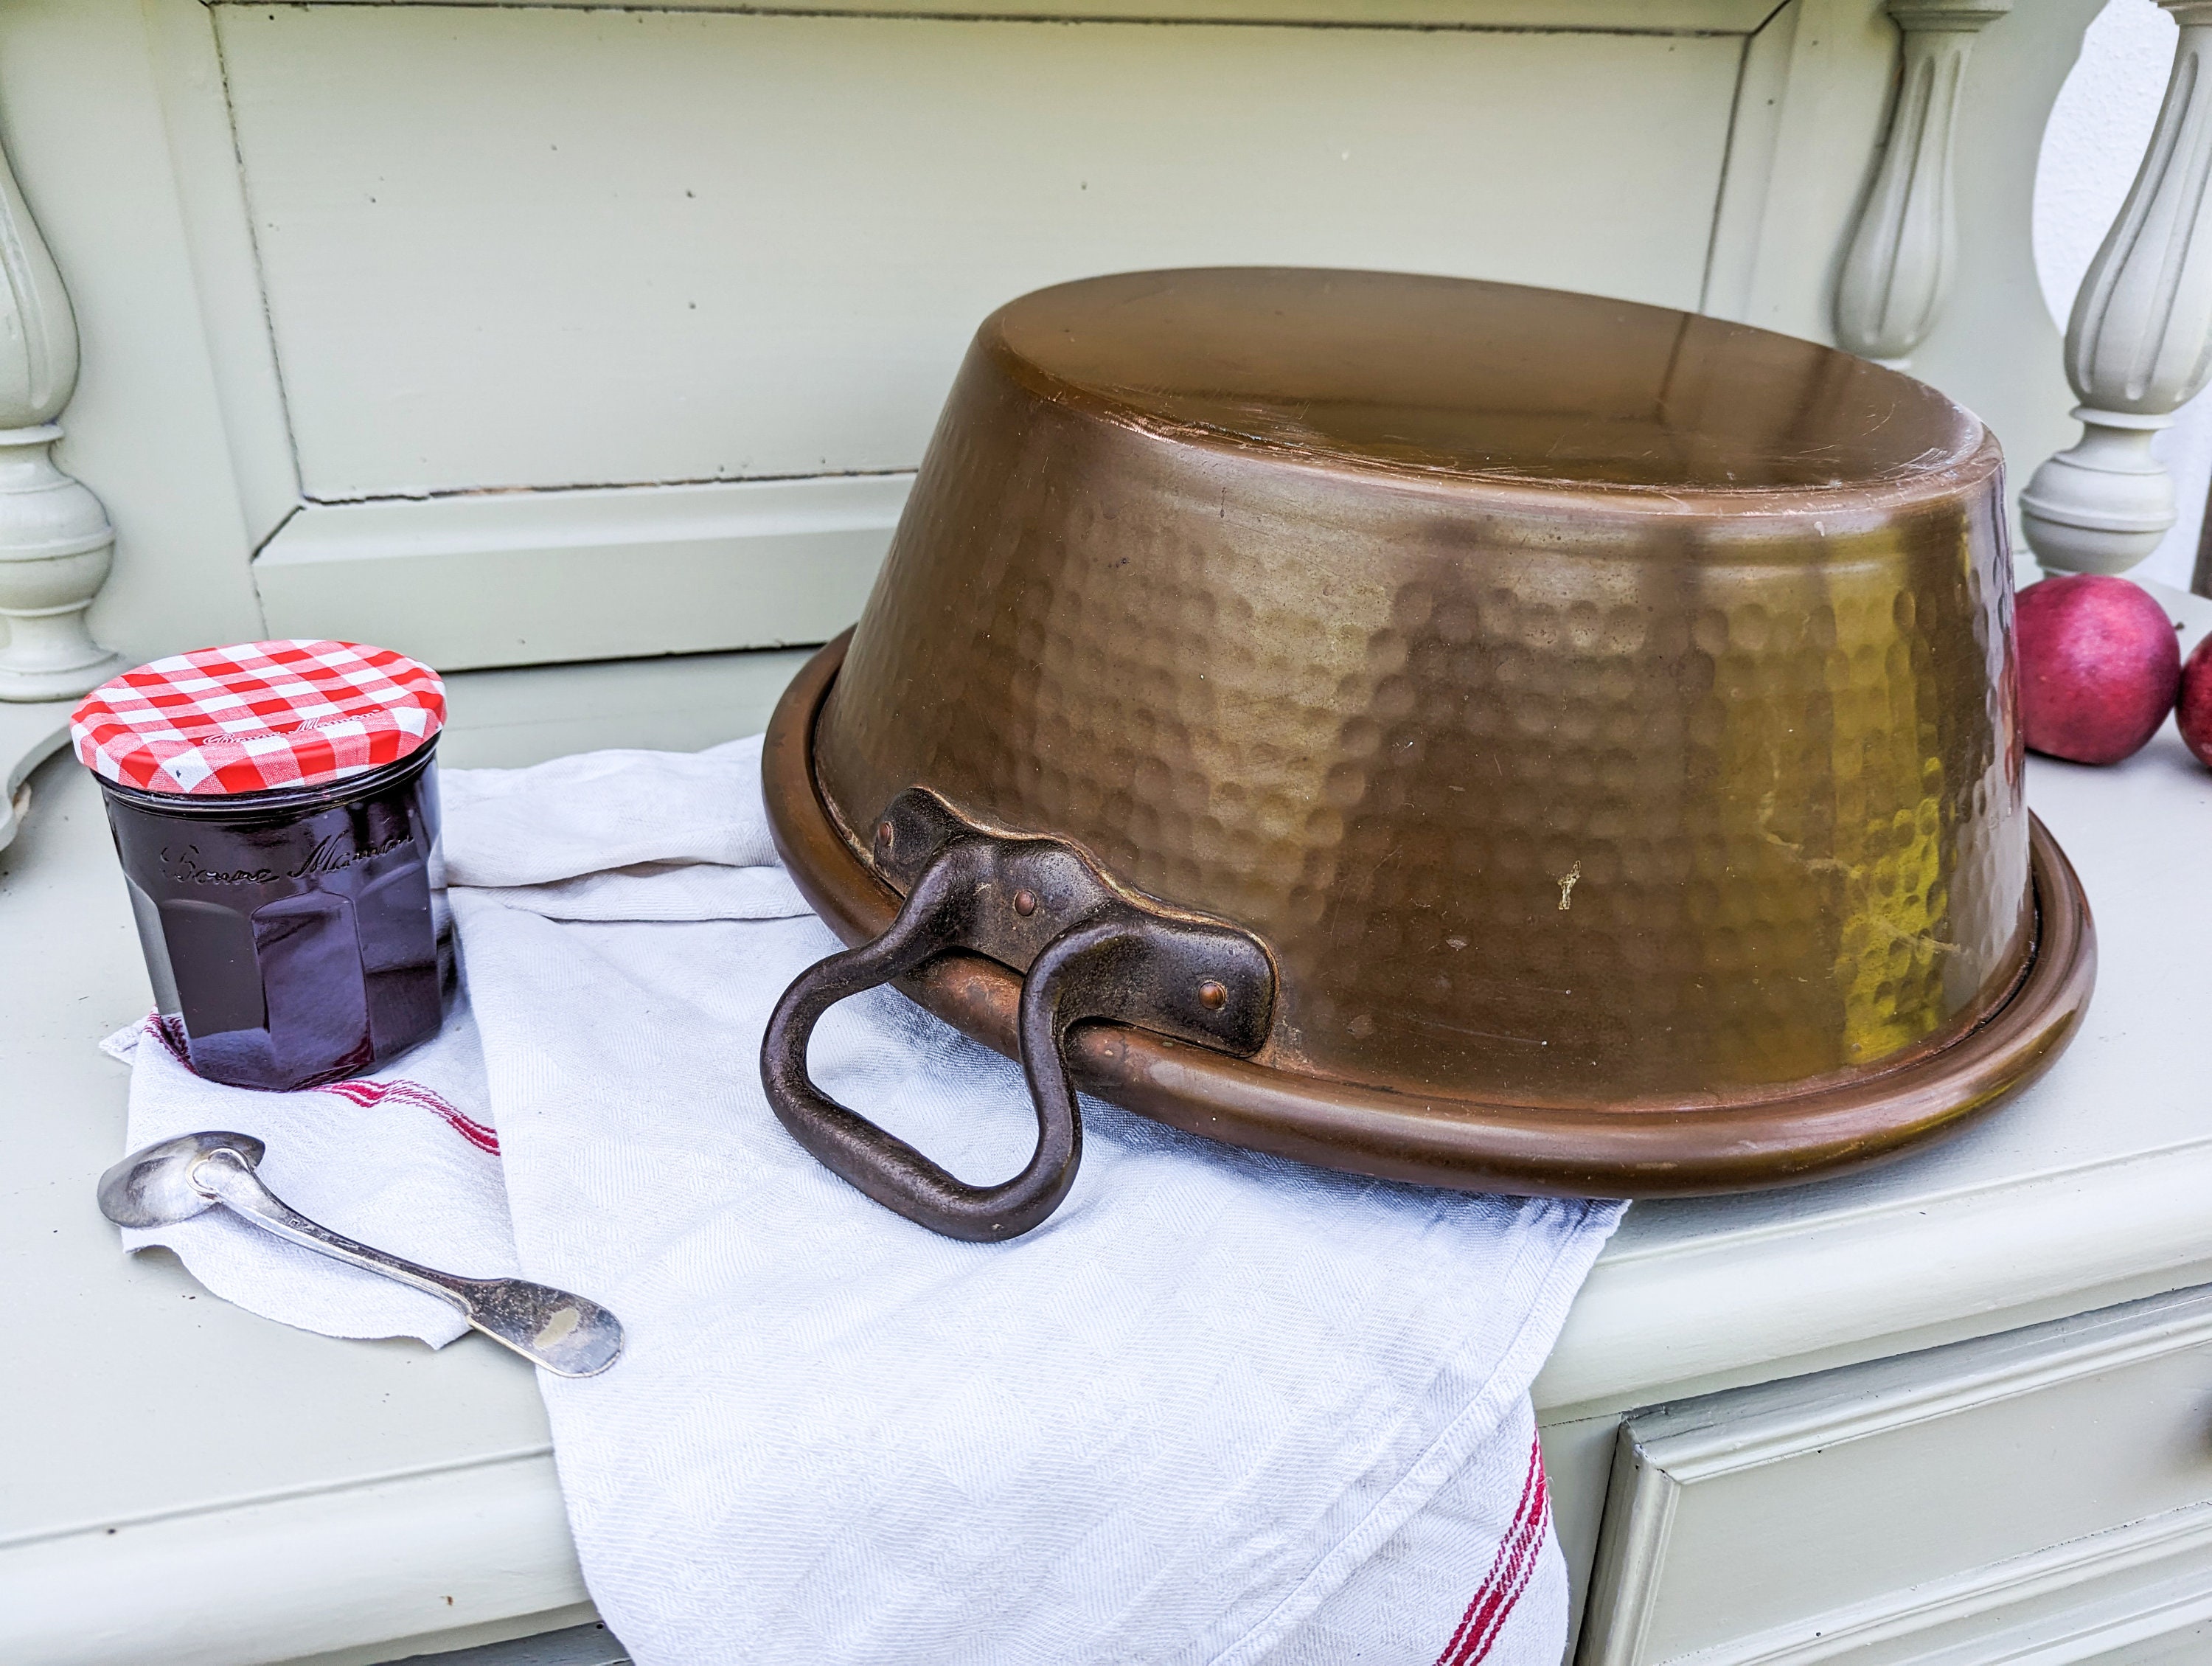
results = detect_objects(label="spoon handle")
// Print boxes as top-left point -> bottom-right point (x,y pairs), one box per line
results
188,1150 -> 623,1377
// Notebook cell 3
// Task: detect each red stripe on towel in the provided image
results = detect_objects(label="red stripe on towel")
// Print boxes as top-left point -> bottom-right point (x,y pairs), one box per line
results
141,1015 -> 500,1154
315,1075 -> 501,1154
1432,1431 -> 1551,1666
150,1013 -> 191,1065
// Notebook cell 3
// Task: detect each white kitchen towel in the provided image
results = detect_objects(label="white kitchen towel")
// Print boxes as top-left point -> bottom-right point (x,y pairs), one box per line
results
104,1001 -> 505,1347
105,735 -> 1624,1666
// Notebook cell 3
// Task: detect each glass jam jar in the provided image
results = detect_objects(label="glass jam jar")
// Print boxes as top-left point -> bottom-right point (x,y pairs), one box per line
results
72,641 -> 448,1091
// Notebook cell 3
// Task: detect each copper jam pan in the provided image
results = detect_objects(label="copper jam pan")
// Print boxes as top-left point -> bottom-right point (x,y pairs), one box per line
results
764,629 -> 2096,1201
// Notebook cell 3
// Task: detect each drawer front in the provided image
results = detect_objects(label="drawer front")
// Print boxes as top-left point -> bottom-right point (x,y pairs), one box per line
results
1579,1285 -> 2212,1665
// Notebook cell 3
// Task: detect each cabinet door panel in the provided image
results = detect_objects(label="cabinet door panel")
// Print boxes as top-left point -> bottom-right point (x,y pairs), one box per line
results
214,4 -> 1739,498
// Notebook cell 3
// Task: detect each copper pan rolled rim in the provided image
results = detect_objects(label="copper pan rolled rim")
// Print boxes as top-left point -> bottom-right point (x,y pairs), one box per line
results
763,631 -> 2097,1201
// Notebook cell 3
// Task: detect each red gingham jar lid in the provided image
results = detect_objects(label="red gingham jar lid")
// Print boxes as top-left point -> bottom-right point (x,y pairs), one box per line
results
70,640 -> 445,796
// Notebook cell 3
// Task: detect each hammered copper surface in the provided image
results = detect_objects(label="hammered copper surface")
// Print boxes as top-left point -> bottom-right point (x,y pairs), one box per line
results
815,268 -> 2032,1111
768,635 -> 2095,1196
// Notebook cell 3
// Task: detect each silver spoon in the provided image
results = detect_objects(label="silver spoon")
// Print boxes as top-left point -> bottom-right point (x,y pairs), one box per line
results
97,1131 -> 623,1378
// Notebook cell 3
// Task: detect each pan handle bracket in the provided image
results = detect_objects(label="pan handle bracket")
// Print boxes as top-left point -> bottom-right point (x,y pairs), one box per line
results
759,788 -> 1274,1240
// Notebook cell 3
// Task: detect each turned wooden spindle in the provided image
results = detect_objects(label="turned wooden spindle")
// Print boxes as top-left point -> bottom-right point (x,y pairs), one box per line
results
0,123 -> 122,701
2022,0 -> 2212,575
1834,0 -> 2013,368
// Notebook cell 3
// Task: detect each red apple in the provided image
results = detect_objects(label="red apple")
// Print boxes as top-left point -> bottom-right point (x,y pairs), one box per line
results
2180,632 -> 2212,768
2015,574 -> 2179,765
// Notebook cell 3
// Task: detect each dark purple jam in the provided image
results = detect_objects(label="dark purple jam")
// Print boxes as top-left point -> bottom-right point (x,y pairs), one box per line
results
97,745 -> 447,1091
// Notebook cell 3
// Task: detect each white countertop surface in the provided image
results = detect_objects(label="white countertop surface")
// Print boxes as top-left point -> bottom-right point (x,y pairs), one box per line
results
9,593 -> 2212,1665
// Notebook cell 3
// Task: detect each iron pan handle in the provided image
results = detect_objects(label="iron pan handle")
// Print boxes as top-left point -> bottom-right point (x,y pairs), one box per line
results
760,788 -> 1275,1241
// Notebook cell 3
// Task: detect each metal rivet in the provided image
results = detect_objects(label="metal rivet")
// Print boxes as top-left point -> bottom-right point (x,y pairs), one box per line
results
1197,979 -> 1228,1010
1012,889 -> 1039,917
876,821 -> 895,847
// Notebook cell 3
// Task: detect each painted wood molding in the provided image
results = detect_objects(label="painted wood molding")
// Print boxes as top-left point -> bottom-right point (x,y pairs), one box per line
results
0,697 -> 70,854
0,120 -> 122,702
2021,0 -> 2212,575
268,0 -> 1783,30
1576,1282 -> 2212,1665
252,474 -> 911,670
1832,0 -> 2012,367
0,1446 -> 591,1666
1593,1499 -> 2212,1665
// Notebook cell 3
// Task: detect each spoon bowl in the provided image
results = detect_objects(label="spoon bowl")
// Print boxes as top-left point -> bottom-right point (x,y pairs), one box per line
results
97,1131 -> 265,1229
